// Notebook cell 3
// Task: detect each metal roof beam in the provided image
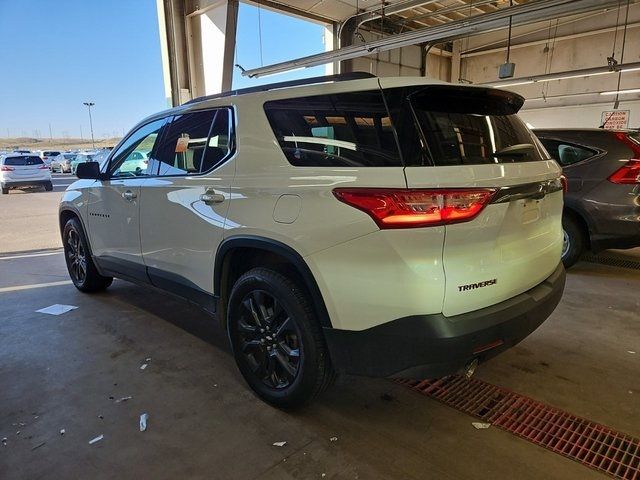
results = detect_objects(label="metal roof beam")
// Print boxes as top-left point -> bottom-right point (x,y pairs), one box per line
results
242,0 -> 625,78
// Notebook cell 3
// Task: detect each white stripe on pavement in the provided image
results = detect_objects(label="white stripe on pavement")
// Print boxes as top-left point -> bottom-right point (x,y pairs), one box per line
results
0,251 -> 63,261
0,280 -> 73,293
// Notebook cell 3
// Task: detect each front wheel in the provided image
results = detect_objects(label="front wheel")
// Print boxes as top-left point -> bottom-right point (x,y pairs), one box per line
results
63,217 -> 113,292
227,268 -> 334,408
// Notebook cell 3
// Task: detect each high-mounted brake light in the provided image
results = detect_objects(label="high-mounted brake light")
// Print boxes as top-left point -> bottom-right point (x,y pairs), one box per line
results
609,132 -> 640,184
333,188 -> 496,228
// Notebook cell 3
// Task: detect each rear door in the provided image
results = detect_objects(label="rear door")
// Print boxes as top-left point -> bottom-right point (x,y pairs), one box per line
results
384,84 -> 563,317
140,108 -> 235,305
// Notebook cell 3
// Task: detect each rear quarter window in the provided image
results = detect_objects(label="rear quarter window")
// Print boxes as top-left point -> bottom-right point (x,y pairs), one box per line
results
537,138 -> 597,166
264,90 -> 402,167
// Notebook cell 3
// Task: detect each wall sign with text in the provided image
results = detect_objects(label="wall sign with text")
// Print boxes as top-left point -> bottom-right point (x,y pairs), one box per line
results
601,110 -> 630,129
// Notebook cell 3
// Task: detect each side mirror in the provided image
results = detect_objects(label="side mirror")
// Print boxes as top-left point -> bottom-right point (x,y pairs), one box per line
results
76,161 -> 102,179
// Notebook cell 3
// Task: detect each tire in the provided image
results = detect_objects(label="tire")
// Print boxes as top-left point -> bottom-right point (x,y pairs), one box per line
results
227,267 -> 334,408
561,215 -> 585,268
62,217 -> 113,292
44,181 -> 53,191
1,184 -> 8,195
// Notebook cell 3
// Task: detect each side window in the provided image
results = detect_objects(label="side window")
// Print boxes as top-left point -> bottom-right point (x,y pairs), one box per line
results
538,138 -> 596,166
153,108 -> 233,177
109,118 -> 166,178
264,91 -> 402,167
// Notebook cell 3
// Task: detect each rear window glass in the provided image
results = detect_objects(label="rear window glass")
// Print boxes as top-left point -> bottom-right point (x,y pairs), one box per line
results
44,151 -> 60,156
264,91 -> 402,167
384,86 -> 548,166
4,156 -> 44,166
63,154 -> 76,159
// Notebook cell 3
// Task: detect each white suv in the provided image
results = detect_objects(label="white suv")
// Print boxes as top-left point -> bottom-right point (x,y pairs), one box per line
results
59,74 -> 566,407
1,154 -> 53,194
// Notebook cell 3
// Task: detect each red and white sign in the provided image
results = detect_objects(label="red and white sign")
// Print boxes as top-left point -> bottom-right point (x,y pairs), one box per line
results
601,110 -> 630,130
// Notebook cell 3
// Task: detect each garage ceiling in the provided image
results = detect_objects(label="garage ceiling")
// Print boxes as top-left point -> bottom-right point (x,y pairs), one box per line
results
254,0 -> 533,28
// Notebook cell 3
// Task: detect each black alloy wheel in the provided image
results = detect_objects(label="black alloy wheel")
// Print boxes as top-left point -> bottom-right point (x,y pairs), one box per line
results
66,226 -> 87,285
236,290 -> 301,389
62,217 -> 113,292
227,268 -> 334,408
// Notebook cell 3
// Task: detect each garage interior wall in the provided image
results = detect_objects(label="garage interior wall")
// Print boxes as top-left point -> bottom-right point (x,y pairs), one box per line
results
349,30 -> 451,82
159,1 -> 639,129
458,6 -> 640,128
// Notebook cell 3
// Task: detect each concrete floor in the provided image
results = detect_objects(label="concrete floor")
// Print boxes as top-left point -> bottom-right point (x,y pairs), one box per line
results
1,184 -> 639,480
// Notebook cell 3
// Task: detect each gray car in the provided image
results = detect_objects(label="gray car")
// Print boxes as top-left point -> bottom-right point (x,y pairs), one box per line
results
535,128 -> 640,267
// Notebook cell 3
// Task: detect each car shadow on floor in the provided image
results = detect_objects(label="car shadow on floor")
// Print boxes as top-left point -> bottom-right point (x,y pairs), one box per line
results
105,280 -> 232,354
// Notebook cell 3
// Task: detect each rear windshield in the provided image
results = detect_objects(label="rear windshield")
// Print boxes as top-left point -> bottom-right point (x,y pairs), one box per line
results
4,156 -> 44,166
384,86 -> 548,166
44,151 -> 60,156
63,154 -> 76,159
264,86 -> 547,168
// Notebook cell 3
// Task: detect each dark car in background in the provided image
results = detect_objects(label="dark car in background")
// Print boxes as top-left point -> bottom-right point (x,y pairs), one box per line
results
535,129 -> 640,267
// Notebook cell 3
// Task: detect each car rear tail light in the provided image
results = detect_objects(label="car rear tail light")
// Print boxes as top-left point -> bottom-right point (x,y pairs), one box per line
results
1,166 -> 14,171
38,164 -> 49,169
333,188 -> 496,228
609,132 -> 640,184
608,159 -> 640,184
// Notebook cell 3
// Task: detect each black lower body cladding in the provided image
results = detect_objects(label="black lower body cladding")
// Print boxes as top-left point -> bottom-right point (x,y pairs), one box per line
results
323,263 -> 566,379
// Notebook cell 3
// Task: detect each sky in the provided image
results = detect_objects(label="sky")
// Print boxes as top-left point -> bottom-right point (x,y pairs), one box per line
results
0,0 -> 325,140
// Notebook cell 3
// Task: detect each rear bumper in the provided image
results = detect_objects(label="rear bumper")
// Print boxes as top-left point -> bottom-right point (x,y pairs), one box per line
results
2,180 -> 51,188
323,262 -> 565,378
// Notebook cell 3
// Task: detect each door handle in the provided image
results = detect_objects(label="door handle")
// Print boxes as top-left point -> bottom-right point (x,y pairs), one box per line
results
122,190 -> 137,201
200,191 -> 225,205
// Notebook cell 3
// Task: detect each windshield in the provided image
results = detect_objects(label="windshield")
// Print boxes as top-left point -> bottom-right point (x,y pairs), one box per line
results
384,85 -> 548,166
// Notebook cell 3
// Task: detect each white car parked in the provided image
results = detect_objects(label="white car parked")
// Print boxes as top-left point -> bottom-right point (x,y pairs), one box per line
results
1,154 -> 53,194
58,74 -> 566,407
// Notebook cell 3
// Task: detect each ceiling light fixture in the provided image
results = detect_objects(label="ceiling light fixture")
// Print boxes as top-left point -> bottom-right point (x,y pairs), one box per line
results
484,61 -> 640,88
600,88 -> 640,95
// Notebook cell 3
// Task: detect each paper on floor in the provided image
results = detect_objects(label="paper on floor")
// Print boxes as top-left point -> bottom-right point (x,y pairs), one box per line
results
139,413 -> 149,432
36,304 -> 78,316
472,422 -> 491,429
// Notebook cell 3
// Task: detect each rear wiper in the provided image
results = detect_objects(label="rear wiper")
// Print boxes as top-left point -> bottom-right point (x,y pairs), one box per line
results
493,143 -> 535,157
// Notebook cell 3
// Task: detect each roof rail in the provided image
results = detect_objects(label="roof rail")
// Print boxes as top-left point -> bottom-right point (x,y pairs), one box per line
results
184,72 -> 377,105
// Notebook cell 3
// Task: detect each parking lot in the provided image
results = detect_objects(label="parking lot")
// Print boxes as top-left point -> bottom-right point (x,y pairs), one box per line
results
1,184 -> 639,479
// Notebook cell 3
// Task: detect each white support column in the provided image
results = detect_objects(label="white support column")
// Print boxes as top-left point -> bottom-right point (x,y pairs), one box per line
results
324,23 -> 338,75
190,0 -> 239,96
451,40 -> 461,83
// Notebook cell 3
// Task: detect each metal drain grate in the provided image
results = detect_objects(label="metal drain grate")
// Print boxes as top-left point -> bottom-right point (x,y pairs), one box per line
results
398,375 -> 640,480
582,254 -> 640,270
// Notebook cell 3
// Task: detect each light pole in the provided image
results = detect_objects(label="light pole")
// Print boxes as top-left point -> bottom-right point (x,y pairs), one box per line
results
83,102 -> 95,149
